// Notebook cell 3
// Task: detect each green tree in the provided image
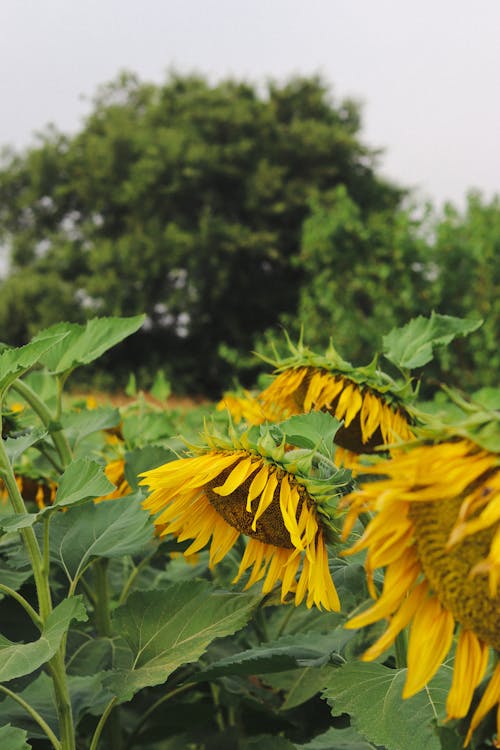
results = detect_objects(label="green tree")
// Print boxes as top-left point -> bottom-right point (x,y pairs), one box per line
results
0,72 -> 403,393
258,187 -> 497,394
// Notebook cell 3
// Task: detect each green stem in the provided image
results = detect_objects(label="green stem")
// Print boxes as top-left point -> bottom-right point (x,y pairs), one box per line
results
0,683 -> 62,750
0,425 -> 76,750
0,583 -> 43,629
89,697 -> 118,750
92,558 -> 122,750
11,379 -> 73,468
395,628 -> 408,669
117,552 -> 155,606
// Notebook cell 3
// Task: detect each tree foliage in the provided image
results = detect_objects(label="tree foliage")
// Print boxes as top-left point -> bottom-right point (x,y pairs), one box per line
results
0,72 -> 497,394
0,72 -> 402,393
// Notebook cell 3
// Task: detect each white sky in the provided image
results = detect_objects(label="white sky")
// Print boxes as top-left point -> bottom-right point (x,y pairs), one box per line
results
1,0 -> 499,209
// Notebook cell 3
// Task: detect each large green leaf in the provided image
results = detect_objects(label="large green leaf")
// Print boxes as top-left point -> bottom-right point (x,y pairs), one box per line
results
105,581 -> 260,701
323,661 -> 453,750
197,631 -> 352,681
0,330 -> 67,393
4,428 -> 47,463
382,312 -> 482,369
0,725 -> 30,750
54,458 -> 115,507
39,315 -> 145,374
61,406 -> 121,447
48,495 -> 153,583
295,726 -> 377,749
0,596 -> 87,682
264,664 -> 336,710
273,412 -> 341,456
0,567 -> 32,599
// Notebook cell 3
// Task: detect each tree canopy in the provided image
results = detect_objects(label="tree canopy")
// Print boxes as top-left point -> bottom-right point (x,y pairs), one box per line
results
0,71 -> 497,394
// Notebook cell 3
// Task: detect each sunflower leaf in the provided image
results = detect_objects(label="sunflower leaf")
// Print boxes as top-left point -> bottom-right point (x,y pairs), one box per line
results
48,495 -> 153,583
382,312 -> 482,370
295,726 -> 378,749
54,458 -> 115,507
105,582 -> 260,701
322,661 -> 453,750
0,725 -> 30,750
61,406 -> 121,447
0,596 -> 87,682
274,411 -> 341,457
195,631 -> 351,681
0,330 -> 68,393
38,315 -> 145,374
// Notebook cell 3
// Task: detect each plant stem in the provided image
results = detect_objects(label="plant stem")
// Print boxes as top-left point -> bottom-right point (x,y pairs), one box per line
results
89,697 -> 118,750
11,379 -> 73,468
0,423 -> 76,750
0,683 -> 62,750
92,558 -> 122,750
395,628 -> 408,669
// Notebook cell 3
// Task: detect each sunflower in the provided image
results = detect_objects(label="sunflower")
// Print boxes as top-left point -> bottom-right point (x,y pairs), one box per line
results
95,457 -> 131,502
220,339 -> 415,459
140,423 -> 353,611
341,431 -> 500,746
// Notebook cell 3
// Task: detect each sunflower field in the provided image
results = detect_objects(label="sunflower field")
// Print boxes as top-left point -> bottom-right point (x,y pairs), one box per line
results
0,312 -> 499,750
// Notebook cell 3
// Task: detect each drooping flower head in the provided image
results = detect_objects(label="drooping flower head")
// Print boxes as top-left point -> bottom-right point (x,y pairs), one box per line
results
140,418 -> 354,611
341,397 -> 500,747
218,335 -> 416,460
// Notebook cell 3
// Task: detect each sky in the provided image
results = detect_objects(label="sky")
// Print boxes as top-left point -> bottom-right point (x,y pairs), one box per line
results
1,0 -> 499,210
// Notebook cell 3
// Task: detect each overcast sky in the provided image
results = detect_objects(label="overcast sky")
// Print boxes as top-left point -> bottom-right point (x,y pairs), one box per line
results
1,0 -> 499,209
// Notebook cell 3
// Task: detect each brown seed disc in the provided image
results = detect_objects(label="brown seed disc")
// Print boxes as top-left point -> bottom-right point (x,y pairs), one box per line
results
206,464 -> 308,549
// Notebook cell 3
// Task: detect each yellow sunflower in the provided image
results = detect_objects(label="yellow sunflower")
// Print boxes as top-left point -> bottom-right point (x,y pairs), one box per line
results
140,423 -> 353,611
95,457 -> 131,502
342,433 -> 500,747
219,340 -> 415,460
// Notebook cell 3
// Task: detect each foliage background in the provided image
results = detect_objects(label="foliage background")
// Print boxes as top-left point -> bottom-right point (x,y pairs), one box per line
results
0,72 -> 498,395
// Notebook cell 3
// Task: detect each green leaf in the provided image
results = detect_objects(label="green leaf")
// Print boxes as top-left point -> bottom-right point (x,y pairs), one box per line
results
4,428 -> 47,463
323,661 -> 453,750
471,387 -> 500,411
150,369 -> 172,402
0,596 -> 87,682
274,411 -> 341,456
197,631 -> 351,681
264,664 -> 336,710
54,458 -> 115,507
39,315 -> 145,374
62,406 -> 121,447
0,568 -> 32,599
105,581 -> 260,701
48,495 -> 153,582
382,312 -> 482,369
124,446 -> 177,491
0,512 -> 39,532
0,330 -> 68,393
295,726 -> 377,749
0,724 -> 30,750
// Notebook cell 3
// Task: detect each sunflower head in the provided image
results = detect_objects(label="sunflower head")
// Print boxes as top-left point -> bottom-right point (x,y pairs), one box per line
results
221,335 -> 416,456
341,397 -> 500,747
140,417 -> 354,611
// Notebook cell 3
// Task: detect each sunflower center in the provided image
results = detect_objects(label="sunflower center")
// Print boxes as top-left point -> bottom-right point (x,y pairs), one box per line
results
409,496 -> 500,649
206,466 -> 306,548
